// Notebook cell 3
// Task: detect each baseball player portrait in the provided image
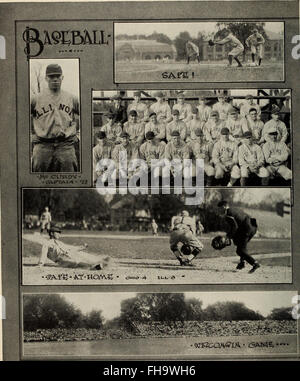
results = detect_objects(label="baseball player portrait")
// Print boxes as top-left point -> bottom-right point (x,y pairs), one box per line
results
170,210 -> 204,266
246,29 -> 266,66
216,201 -> 260,273
210,29 -> 244,68
30,60 -> 80,172
38,226 -> 111,271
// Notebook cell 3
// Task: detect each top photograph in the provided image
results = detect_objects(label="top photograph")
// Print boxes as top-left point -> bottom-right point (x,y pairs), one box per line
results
114,21 -> 284,83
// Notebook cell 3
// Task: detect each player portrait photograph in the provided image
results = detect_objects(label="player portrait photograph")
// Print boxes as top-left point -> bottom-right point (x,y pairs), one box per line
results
22,291 -> 298,358
30,58 -> 81,173
114,21 -> 284,83
22,187 -> 292,285
92,89 -> 292,189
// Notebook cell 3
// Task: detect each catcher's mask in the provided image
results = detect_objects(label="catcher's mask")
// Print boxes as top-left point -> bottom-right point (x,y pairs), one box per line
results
211,236 -> 231,250
181,244 -> 192,256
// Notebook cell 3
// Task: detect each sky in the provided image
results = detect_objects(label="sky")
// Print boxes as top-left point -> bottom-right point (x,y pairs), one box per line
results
63,291 -> 296,320
30,58 -> 80,96
115,22 -> 284,39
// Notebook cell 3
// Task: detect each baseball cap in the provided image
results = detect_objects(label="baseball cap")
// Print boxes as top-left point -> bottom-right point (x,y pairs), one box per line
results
177,93 -> 185,99
149,112 -> 157,118
172,109 -> 180,116
268,128 -> 278,135
245,94 -> 254,100
198,95 -> 206,101
153,91 -> 164,98
120,132 -> 130,138
145,131 -> 155,140
129,110 -> 138,117
243,131 -> 252,138
112,94 -> 122,101
211,111 -> 219,117
133,91 -> 141,97
194,128 -> 203,136
46,64 -> 62,76
96,131 -> 106,139
171,130 -> 180,137
249,108 -> 257,113
221,127 -> 230,135
191,107 -> 198,114
253,28 -> 258,33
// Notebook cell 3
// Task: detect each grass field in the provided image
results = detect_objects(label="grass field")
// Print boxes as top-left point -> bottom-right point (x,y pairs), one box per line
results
115,61 -> 284,82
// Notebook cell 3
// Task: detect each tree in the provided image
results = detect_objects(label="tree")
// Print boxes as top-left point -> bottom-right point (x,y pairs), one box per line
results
185,298 -> 205,320
84,310 -> 104,328
204,301 -> 264,321
267,307 -> 293,320
174,31 -> 193,61
216,22 -> 267,61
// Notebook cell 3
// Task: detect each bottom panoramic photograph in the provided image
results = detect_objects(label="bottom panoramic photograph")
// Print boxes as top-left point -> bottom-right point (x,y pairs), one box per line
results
22,292 -> 298,359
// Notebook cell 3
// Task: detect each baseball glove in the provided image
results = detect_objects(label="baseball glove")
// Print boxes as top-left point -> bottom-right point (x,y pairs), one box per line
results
211,236 -> 231,250
181,244 -> 192,256
208,39 -> 215,46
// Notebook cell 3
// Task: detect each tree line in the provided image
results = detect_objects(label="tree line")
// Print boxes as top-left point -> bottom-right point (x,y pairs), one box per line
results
23,293 -> 294,331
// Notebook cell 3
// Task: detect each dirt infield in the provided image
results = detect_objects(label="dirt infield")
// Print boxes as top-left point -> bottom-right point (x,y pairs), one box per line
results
115,61 -> 284,82
22,232 -> 291,285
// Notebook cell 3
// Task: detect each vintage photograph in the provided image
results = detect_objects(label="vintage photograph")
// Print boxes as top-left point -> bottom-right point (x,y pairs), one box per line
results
22,188 -> 292,285
92,89 -> 292,188
114,21 -> 284,83
30,58 -> 81,173
22,291 -> 298,358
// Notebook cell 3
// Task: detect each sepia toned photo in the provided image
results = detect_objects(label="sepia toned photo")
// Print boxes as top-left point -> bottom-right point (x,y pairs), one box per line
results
22,291 -> 298,358
92,89 -> 292,189
22,188 -> 292,285
30,58 -> 81,173
114,21 -> 284,83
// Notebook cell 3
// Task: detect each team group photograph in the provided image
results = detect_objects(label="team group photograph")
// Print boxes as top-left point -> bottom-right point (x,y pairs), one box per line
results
92,88 -> 292,188
22,188 -> 291,285
114,21 -> 284,82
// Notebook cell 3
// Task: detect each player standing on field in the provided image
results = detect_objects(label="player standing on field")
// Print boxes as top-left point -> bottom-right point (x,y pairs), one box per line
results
31,63 -> 80,172
40,206 -> 51,234
246,29 -> 265,66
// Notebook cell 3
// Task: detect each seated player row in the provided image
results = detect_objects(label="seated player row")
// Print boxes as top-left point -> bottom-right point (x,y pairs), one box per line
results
93,125 -> 291,187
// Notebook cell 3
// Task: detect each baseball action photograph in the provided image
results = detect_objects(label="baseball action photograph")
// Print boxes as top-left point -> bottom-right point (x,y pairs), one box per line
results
22,291 -> 298,358
114,21 -> 284,83
30,58 -> 81,173
22,188 -> 292,285
92,89 -> 292,188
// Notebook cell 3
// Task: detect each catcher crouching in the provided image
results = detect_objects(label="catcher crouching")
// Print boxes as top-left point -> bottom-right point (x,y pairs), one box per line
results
37,226 -> 112,270
213,201 -> 260,273
170,210 -> 204,266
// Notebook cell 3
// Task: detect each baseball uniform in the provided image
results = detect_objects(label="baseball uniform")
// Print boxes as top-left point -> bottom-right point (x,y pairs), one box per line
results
212,140 -> 240,180
261,119 -> 288,143
149,101 -> 172,122
246,32 -> 265,58
262,140 -> 292,180
238,141 -> 269,178
166,120 -> 187,142
144,120 -> 166,140
123,120 -> 145,146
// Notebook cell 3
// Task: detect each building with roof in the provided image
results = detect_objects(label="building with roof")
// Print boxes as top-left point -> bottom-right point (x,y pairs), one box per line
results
115,39 -> 177,61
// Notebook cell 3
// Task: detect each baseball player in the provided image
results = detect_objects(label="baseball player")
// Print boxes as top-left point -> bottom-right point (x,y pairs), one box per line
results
224,108 -> 244,139
187,128 -> 215,186
109,95 -> 127,126
144,112 -> 166,141
238,131 -> 269,186
172,93 -> 193,123
149,91 -> 172,123
111,132 -> 139,180
261,110 -> 288,144
151,219 -> 158,236
31,63 -> 80,172
213,30 -> 244,67
203,110 -> 226,145
139,131 -> 166,179
246,29 -> 265,66
242,108 -> 264,144
262,129 -> 292,182
186,40 -> 201,64
169,210 -> 204,266
100,112 -> 122,145
40,207 -> 52,234
127,91 -> 149,122
239,94 -> 261,118
217,201 -> 260,273
197,96 -> 212,124
212,95 -> 232,121
38,226 -> 111,270
93,131 -> 114,184
163,130 -> 190,180
186,107 -> 205,142
212,127 -> 240,186
166,109 -> 187,142
123,110 -> 145,147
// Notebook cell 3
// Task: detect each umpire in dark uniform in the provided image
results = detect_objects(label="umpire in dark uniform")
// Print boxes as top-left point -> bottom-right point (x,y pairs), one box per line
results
217,200 -> 260,273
